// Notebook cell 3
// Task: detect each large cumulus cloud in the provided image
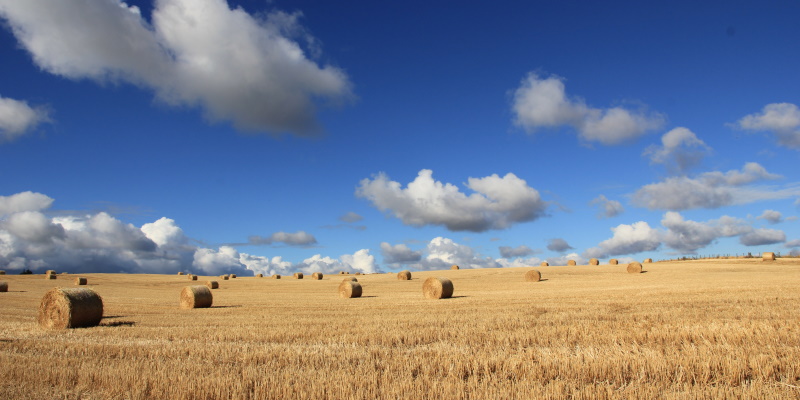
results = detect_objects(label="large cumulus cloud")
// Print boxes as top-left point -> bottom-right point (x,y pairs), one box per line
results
736,103 -> 800,149
357,169 -> 548,232
0,0 -> 352,135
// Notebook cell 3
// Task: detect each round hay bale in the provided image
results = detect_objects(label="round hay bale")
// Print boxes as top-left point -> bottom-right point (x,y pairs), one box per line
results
567,260 -> 576,266
627,262 -> 643,274
45,270 -> 56,275
450,265 -> 460,270
0,270 -> 6,275
311,272 -> 323,280
589,258 -> 599,265
230,274 -> 237,279
339,271 -> 346,275
355,272 -> 363,276
38,287 -> 103,329
397,270 -> 412,280
273,274 -> 281,279
46,274 -> 57,280
75,277 -> 87,285
177,272 -> 184,275
338,280 -> 362,298
0,281 -> 7,292
206,281 -> 219,289
423,277 -> 454,299
762,252 -> 776,261
222,275 -> 229,280
524,270 -> 542,282
343,277 -> 358,282
293,272 -> 304,279
180,285 -> 213,309
644,258 -> 653,263
609,259 -> 619,265
188,275 -> 197,281
540,262 -> 549,267
256,273 -> 263,278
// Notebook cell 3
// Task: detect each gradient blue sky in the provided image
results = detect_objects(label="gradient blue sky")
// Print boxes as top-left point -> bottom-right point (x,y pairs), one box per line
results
1,0 -> 799,275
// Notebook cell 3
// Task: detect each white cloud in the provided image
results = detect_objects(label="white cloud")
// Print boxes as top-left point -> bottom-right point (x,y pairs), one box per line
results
496,256 -> 543,268
757,210 -> 782,224
660,212 -> 749,253
590,194 -> 624,218
294,249 -> 378,274
0,0 -> 351,135
141,217 -> 187,247
248,231 -> 317,246
512,72 -> 664,145
739,228 -> 786,246
0,95 -> 49,142
417,237 -> 501,270
339,212 -> 363,223
643,127 -> 711,173
546,252 -> 586,266
193,246 -> 248,276
0,191 -> 53,215
380,242 -> 422,264
737,103 -> 800,149
785,239 -> 800,248
357,169 -> 547,232
584,221 -> 661,259
498,245 -> 535,258
546,238 -> 573,252
631,162 -> 787,210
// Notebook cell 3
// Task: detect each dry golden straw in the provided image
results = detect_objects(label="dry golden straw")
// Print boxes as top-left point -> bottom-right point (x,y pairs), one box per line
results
567,260 -> 577,266
256,273 -> 263,278
46,274 -> 56,280
312,272 -> 323,280
293,272 -> 304,279
177,272 -> 184,275
222,275 -> 229,280
338,281 -> 362,298
0,281 -> 7,292
342,277 -> 358,282
423,277 -> 454,299
180,286 -> 213,309
644,258 -> 653,263
540,262 -> 549,266
272,274 -> 281,279
589,258 -> 599,265
627,262 -> 643,274
451,265 -> 460,270
188,275 -> 197,281
38,287 -> 103,329
75,277 -> 87,285
763,252 -> 776,261
206,281 -> 219,289
524,270 -> 542,282
609,259 -> 619,265
397,270 -> 412,280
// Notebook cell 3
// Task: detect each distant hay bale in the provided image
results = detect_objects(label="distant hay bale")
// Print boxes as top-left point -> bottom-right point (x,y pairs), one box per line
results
762,252 -> 776,261
644,258 -> 653,263
339,271 -> 346,275
312,272 -> 323,280
0,281 -> 7,292
38,287 -> 103,329
355,272 -> 363,276
222,275 -> 229,280
180,285 -> 213,309
206,281 -> 219,289
45,270 -> 56,275
450,265 -> 460,270
188,275 -> 197,281
609,259 -> 619,265
343,277 -> 358,282
627,262 -> 643,274
540,262 -> 549,266
256,273 -> 263,278
272,274 -> 281,279
589,258 -> 599,265
423,277 -> 454,299
177,272 -> 184,275
0,270 -> 6,275
294,272 -> 304,279
397,270 -> 412,280
338,280 -> 362,298
567,260 -> 576,266
46,274 -> 57,280
230,274 -> 237,279
524,270 -> 542,282
75,277 -> 87,285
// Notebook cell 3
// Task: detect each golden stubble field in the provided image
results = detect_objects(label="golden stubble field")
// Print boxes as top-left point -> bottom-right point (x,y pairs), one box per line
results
2,259 -> 800,399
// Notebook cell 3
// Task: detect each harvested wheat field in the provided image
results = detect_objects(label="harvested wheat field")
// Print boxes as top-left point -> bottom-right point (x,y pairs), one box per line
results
2,259 -> 800,399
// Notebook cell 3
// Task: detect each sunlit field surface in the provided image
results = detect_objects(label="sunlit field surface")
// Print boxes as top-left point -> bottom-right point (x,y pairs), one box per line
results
2,259 -> 800,399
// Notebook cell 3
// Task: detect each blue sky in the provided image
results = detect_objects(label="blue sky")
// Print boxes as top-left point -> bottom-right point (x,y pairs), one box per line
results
0,0 -> 799,275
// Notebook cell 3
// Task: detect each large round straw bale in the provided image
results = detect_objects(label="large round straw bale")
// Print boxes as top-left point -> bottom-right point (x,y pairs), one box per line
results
177,272 -> 184,275
46,274 -> 57,280
45,270 -> 56,275
0,281 -> 7,292
230,274 -> 237,279
75,277 -> 87,285
644,258 -> 653,263
627,262 -> 643,274
540,262 -> 549,266
567,260 -> 576,266
38,287 -> 103,329
609,259 -> 619,265
397,270 -> 412,280
0,270 -> 6,275
343,277 -> 358,282
450,265 -> 460,270
206,281 -> 219,289
524,270 -> 542,282
222,275 -> 229,280
273,274 -> 281,279
256,273 -> 263,278
762,252 -> 776,261
180,285 -> 213,309
312,272 -> 323,280
294,272 -> 304,279
188,275 -> 197,281
338,280 -> 362,298
423,277 -> 454,299
589,258 -> 599,265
